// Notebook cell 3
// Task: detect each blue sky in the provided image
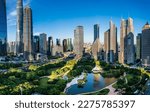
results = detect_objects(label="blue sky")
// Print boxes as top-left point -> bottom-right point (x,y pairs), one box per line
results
7,0 -> 150,43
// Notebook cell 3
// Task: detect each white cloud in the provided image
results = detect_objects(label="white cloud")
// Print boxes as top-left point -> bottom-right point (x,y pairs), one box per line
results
34,32 -> 42,35
10,10 -> 17,16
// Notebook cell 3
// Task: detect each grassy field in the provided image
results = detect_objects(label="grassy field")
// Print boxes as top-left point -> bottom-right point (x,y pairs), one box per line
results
39,78 -> 49,89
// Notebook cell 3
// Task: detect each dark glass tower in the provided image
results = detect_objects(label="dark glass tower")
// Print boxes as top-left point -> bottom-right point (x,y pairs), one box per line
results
0,0 -> 7,56
94,24 -> 99,42
48,36 -> 53,55
16,0 -> 23,55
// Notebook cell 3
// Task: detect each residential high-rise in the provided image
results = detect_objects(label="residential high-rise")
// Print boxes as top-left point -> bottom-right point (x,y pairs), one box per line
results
119,18 -> 135,64
16,0 -> 23,55
136,33 -> 142,60
94,24 -> 100,42
142,22 -> 150,67
0,0 -> 7,56
39,33 -> 47,54
48,36 -> 53,55
23,6 -> 33,61
74,26 -> 84,56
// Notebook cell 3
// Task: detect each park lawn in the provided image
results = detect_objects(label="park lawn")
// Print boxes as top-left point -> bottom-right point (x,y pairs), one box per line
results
39,77 -> 49,89
49,60 -> 77,80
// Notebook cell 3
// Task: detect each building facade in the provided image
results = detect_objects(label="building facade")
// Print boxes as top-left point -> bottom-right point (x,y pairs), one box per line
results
23,6 -> 33,61
142,22 -> 150,67
16,0 -> 24,55
74,26 -> 84,56
119,18 -> 135,64
0,0 -> 7,56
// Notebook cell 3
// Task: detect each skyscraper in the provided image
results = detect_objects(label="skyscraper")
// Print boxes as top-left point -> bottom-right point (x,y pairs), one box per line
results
67,38 -> 73,51
16,0 -> 23,55
48,36 -> 53,55
92,38 -> 101,60
119,18 -> 135,64
23,6 -> 33,61
33,35 -> 40,53
8,42 -> 16,54
110,21 -> 118,62
142,22 -> 150,67
104,30 -> 110,62
94,24 -> 100,42
0,0 -> 7,56
39,33 -> 47,54
74,26 -> 84,56
63,39 -> 67,52
56,39 -> 61,46
136,33 -> 142,60
104,21 -> 118,63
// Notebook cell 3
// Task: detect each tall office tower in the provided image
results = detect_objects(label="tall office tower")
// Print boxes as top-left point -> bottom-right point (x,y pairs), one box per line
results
23,6 -> 33,61
104,21 -> 117,63
33,35 -> 40,53
48,36 -> 53,55
0,0 -> 7,56
56,39 -> 61,46
16,0 -> 23,55
104,30 -> 110,62
142,22 -> 150,67
94,24 -> 100,42
39,33 -> 47,54
119,17 -> 135,64
110,21 -> 118,62
136,33 -> 142,60
67,38 -> 73,51
74,26 -> 84,56
63,39 -> 67,52
92,37 -> 101,60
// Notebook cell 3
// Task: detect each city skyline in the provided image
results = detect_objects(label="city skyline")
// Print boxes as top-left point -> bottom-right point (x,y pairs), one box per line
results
7,0 -> 150,43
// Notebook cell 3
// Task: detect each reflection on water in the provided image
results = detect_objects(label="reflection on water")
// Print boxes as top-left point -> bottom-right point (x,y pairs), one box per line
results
65,73 -> 116,95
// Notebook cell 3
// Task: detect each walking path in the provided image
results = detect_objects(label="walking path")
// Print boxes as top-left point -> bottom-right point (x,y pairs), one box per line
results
105,81 -> 119,95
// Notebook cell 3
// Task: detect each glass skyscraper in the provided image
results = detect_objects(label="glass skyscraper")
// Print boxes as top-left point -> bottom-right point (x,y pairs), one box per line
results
0,0 -> 7,56
94,24 -> 99,42
16,0 -> 23,55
